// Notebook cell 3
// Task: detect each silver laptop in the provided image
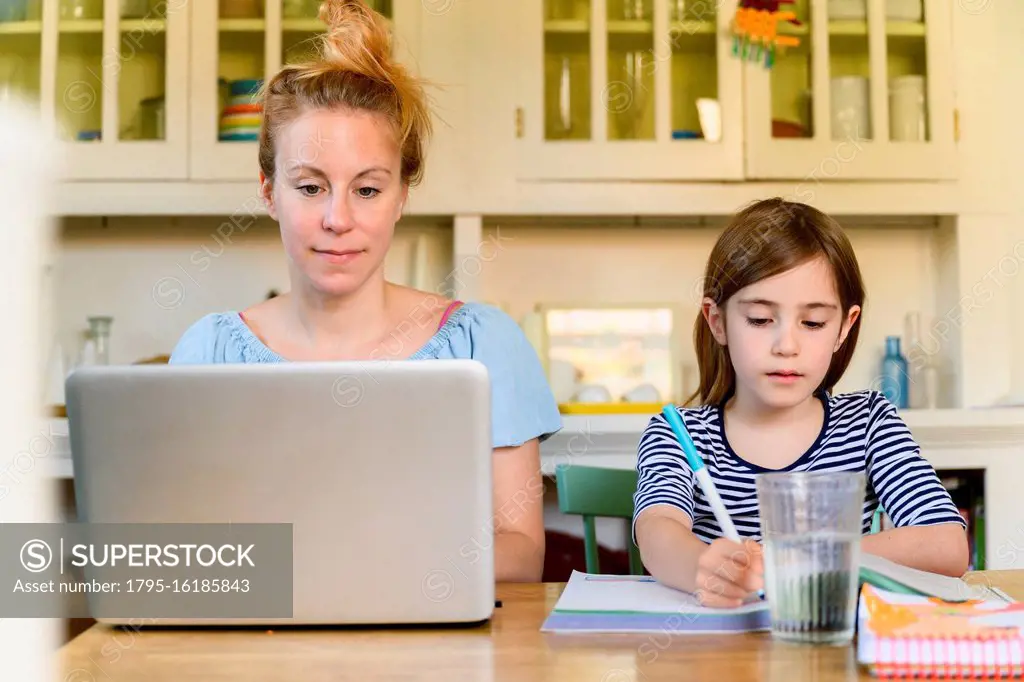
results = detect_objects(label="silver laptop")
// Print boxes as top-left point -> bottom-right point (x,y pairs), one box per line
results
64,360 -> 495,626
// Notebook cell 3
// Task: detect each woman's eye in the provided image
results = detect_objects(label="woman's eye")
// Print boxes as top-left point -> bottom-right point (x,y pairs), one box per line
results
298,184 -> 321,197
746,317 -> 771,327
357,187 -> 381,198
804,321 -> 827,330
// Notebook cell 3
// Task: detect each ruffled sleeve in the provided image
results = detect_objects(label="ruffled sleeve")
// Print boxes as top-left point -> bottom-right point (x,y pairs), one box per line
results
436,303 -> 562,448
168,313 -> 256,364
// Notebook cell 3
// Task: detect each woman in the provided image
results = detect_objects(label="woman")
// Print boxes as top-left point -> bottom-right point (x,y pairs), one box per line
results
169,0 -> 561,582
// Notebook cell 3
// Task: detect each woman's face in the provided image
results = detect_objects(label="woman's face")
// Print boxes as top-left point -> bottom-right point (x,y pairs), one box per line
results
261,107 -> 407,297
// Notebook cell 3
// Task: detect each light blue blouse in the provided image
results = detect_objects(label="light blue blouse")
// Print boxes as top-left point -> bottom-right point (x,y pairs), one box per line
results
168,302 -> 563,449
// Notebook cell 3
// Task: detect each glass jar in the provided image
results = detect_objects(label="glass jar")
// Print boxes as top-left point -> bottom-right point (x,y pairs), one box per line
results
87,316 -> 113,365
139,95 -> 165,140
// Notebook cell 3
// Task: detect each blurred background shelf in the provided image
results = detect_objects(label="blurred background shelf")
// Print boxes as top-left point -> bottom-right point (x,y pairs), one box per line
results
0,20 -> 41,34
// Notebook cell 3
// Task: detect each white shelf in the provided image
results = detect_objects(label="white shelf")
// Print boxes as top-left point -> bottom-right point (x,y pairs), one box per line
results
670,20 -> 716,35
42,457 -> 74,479
607,19 -> 652,34
282,18 -> 326,32
539,407 -> 1024,474
42,407 -> 1024,481
828,20 -> 927,37
543,19 -> 588,33
218,18 -> 265,32
554,407 -> 1024,435
0,20 -> 41,34
58,19 -> 103,33
120,19 -> 168,33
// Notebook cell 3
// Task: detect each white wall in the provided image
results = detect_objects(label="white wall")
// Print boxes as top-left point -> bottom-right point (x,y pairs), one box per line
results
51,215 -> 957,402
479,219 -> 946,402
48,217 -> 453,370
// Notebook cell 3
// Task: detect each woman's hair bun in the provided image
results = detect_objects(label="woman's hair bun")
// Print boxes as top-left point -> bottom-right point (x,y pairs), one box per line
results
317,0 -> 393,80
257,0 -> 433,187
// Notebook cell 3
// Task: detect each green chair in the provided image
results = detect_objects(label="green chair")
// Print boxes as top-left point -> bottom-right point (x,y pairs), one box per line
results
554,464 -> 644,575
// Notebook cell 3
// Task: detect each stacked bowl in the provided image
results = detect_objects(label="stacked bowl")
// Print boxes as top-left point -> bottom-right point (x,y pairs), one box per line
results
218,78 -> 262,142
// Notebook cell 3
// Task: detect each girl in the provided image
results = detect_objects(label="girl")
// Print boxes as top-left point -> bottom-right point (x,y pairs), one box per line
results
168,0 -> 561,582
633,198 -> 969,607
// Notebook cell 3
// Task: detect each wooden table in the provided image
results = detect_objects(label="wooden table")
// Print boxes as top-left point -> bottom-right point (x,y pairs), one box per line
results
60,571 -> 1024,681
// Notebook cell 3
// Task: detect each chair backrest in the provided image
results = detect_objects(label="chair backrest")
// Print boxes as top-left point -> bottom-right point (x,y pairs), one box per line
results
555,464 -> 644,575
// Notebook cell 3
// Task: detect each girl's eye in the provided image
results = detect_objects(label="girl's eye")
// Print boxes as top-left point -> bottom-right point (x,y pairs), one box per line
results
804,321 -> 827,330
298,184 -> 322,197
357,187 -> 380,198
746,317 -> 771,327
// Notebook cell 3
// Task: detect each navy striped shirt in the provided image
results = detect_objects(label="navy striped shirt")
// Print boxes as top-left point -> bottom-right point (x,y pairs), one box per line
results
633,390 -> 966,543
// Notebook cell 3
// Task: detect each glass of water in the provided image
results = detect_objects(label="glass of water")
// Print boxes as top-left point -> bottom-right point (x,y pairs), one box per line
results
756,471 -> 866,645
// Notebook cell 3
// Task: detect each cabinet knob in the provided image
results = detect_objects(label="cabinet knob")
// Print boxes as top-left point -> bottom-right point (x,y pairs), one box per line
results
515,107 -> 524,139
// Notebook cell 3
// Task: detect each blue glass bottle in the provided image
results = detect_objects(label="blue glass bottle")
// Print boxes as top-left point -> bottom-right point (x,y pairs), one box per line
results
880,336 -> 909,409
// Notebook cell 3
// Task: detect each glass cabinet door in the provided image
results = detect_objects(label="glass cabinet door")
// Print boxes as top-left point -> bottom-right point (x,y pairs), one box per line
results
745,0 -> 954,180
543,0 -> 591,141
670,0 -> 720,144
519,0 -> 744,181
192,0 -> 412,181
606,0 -> 654,141
0,0 -> 44,115
216,0 -> 266,147
47,0 -> 189,180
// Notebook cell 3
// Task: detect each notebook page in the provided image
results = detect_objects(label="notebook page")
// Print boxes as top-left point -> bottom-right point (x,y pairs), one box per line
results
554,571 -> 766,615
860,552 -> 983,602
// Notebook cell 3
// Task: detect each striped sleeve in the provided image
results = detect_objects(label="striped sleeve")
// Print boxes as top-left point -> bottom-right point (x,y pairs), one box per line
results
631,413 -> 697,539
865,393 -> 967,529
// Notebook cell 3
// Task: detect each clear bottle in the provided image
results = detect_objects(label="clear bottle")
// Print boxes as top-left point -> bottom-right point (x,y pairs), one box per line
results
904,311 -> 924,408
880,336 -> 909,409
87,316 -> 113,365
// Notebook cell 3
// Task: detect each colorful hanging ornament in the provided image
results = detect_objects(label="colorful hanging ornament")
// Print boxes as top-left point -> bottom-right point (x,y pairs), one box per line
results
731,0 -> 802,69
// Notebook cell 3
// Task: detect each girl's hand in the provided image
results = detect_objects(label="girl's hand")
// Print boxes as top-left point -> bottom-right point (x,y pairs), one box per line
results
693,538 -> 764,608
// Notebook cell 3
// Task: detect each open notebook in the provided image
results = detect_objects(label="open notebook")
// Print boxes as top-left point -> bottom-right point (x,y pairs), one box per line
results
541,558 -> 1006,635
858,553 -> 1006,603
540,571 -> 771,634
857,583 -> 1024,678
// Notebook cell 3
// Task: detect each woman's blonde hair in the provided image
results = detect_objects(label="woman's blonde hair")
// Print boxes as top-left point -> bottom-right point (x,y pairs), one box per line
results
690,198 -> 866,406
257,0 -> 433,186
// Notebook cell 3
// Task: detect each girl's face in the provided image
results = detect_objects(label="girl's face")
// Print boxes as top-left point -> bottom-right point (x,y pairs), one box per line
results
703,256 -> 861,410
260,107 -> 408,297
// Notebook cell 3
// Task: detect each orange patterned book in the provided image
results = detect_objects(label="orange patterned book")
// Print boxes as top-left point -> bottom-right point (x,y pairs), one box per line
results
857,583 -> 1024,678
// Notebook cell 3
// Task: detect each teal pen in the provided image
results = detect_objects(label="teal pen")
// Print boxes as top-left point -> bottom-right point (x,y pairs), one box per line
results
661,405 -> 766,601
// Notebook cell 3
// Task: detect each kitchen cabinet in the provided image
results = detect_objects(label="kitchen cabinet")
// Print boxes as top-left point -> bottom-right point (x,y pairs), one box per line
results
498,0 -> 956,183
1,0 -> 960,191
0,0 -> 189,180
189,0 -> 422,181
743,0 -> 957,180
506,0 -> 746,181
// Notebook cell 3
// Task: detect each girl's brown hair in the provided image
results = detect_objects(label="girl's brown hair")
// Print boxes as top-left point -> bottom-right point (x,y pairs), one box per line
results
257,0 -> 433,186
690,198 -> 866,406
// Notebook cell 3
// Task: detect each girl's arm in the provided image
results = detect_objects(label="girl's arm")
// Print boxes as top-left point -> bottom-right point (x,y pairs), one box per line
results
861,523 -> 969,577
632,412 -> 762,606
491,440 -> 546,582
635,506 -> 707,592
635,505 -> 763,607
864,392 -> 971,577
